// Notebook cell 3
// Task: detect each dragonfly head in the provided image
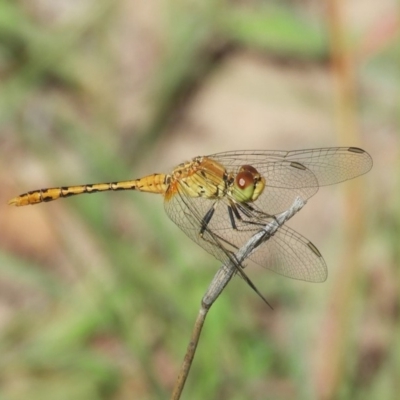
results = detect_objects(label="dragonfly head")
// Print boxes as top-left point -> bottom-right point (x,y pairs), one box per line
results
232,165 -> 266,203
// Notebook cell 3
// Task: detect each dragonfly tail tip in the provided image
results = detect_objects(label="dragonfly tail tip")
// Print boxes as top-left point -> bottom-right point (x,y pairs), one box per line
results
8,197 -> 20,206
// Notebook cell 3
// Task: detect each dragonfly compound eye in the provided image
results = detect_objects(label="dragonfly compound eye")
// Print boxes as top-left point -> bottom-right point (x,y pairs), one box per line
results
233,165 -> 266,202
234,170 -> 257,202
233,171 -> 254,202
239,165 -> 259,175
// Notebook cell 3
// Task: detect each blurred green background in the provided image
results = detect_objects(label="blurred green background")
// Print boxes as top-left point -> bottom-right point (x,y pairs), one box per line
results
0,1 -> 399,399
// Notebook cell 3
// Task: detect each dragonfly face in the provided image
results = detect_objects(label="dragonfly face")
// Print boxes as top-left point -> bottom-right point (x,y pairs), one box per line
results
230,164 -> 266,203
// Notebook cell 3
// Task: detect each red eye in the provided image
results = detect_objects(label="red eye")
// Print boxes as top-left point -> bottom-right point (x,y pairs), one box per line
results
239,165 -> 259,175
235,171 -> 253,189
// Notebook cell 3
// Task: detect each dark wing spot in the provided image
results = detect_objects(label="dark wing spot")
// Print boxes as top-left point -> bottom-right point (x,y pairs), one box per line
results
307,241 -> 322,257
290,161 -> 306,170
348,147 -> 365,154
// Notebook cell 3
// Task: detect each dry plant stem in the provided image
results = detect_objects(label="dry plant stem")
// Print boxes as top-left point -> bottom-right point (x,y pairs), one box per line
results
315,2 -> 362,399
327,0 -> 358,140
170,197 -> 305,400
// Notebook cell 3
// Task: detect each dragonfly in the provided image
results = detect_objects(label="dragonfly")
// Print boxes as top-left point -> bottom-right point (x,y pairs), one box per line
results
9,147 -> 372,287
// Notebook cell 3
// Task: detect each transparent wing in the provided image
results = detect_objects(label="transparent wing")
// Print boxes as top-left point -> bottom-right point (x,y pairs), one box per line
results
164,175 -> 327,282
248,224 -> 327,282
206,147 -> 372,215
208,147 -> 372,186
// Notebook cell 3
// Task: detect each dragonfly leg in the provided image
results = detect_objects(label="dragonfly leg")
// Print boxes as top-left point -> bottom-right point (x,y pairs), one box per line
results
227,205 -> 238,230
242,203 -> 274,219
199,202 -> 217,236
241,203 -> 280,225
197,200 -> 272,266
196,203 -> 243,259
229,202 -> 272,231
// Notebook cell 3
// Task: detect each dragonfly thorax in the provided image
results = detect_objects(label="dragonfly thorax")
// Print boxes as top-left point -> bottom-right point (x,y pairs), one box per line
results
167,156 -> 228,200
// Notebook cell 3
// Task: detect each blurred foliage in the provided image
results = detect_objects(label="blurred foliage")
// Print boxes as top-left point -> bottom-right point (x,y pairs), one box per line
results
0,1 -> 399,400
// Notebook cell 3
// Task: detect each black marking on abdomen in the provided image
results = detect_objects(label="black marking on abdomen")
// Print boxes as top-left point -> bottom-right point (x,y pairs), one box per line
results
84,185 -> 100,193
111,182 -> 125,191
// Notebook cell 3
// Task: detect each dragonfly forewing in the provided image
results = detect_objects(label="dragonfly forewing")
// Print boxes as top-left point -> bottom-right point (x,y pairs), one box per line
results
209,147 -> 372,187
